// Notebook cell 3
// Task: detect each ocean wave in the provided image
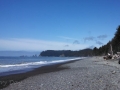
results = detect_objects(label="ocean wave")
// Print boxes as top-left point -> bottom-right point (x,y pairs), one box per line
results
0,58 -> 82,68
0,61 -> 47,67
0,57 -> 83,74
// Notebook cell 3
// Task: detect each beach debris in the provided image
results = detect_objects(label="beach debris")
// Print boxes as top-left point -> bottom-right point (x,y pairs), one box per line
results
112,53 -> 120,59
103,44 -> 120,60
103,53 -> 112,60
118,59 -> 120,64
103,53 -> 119,60
111,70 -> 116,74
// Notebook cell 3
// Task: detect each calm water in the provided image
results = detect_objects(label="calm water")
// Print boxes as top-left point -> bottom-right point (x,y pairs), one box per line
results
0,56 -> 83,76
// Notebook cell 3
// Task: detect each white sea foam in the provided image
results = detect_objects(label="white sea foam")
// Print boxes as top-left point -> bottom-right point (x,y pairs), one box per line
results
0,57 -> 83,74
0,61 -> 47,67
0,58 -> 82,68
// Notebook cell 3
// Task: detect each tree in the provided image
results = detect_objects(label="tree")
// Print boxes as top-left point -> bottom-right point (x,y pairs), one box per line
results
93,47 -> 98,56
111,25 -> 120,52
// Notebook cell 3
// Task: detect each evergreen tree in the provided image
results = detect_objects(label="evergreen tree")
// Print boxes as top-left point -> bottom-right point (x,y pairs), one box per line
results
111,25 -> 120,53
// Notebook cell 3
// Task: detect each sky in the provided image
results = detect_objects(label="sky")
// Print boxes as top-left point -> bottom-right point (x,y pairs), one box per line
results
0,0 -> 120,51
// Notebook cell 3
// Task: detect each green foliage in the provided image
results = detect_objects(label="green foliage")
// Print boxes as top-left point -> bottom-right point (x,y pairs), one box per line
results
40,49 -> 93,57
40,25 -> 120,56
113,25 -> 120,52
92,25 -> 120,55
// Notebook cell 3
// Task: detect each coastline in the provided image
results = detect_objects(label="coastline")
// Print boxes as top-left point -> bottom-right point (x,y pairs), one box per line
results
0,59 -> 80,89
1,57 -> 120,90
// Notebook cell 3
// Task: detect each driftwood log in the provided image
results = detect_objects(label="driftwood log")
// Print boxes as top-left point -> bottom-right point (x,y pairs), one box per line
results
103,55 -> 112,60
118,59 -> 120,64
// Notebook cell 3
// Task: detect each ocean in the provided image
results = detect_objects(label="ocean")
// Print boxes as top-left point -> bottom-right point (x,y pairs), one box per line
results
0,56 -> 83,76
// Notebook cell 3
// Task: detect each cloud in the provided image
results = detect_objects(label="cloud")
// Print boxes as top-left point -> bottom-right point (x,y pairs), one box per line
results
64,45 -> 69,47
97,35 -> 107,40
87,45 -> 95,49
96,41 -> 103,45
0,38 -> 88,51
83,35 -> 107,45
84,36 -> 95,42
73,40 -> 80,44
58,36 -> 76,40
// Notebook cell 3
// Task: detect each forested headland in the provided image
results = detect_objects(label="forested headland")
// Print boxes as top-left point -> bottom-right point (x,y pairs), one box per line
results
40,49 -> 93,57
93,25 -> 120,56
40,25 -> 120,57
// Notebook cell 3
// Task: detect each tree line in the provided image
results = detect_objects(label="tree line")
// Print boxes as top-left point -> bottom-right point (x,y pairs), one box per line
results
40,25 -> 120,57
40,49 -> 93,57
93,25 -> 120,56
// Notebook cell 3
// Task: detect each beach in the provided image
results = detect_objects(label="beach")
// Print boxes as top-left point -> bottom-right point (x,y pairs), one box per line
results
1,57 -> 120,90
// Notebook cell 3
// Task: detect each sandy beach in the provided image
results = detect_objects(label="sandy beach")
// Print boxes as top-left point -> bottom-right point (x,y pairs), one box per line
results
1,57 -> 120,90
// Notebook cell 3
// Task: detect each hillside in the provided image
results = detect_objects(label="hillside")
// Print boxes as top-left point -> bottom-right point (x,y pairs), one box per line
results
40,25 -> 120,57
92,25 -> 120,55
40,49 -> 93,57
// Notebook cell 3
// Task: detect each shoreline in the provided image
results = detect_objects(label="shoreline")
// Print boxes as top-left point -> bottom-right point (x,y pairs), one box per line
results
1,57 -> 120,90
0,59 -> 80,89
